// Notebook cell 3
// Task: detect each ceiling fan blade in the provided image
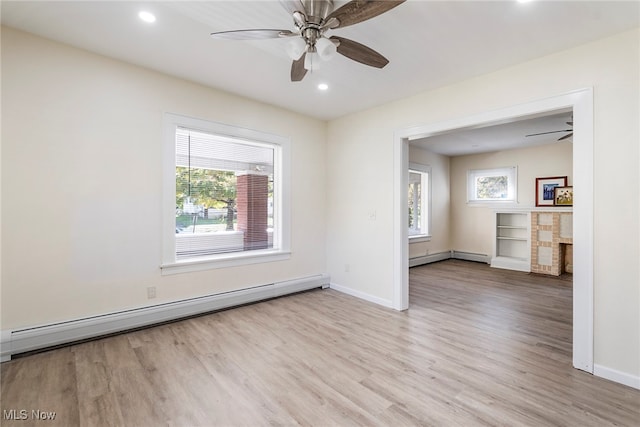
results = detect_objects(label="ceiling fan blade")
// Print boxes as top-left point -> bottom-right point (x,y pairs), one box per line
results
324,0 -> 406,29
291,53 -> 308,82
330,36 -> 389,68
525,129 -> 573,137
211,29 -> 295,40
279,0 -> 306,15
558,132 -> 573,141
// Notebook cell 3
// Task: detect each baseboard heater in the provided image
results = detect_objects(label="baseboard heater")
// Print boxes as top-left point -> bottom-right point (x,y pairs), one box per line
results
451,250 -> 490,264
0,274 -> 330,362
409,251 -> 451,267
409,250 -> 489,268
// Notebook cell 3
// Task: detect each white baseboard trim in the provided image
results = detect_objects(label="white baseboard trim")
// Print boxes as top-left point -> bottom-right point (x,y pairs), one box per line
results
329,283 -> 393,309
409,251 -> 451,268
593,364 -> 640,390
0,274 -> 329,362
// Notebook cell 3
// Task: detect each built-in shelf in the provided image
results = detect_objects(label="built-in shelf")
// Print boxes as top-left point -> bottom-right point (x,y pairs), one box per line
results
491,211 -> 531,272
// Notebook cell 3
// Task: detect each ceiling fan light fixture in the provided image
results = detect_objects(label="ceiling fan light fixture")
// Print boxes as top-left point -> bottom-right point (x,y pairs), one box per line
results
304,49 -> 320,71
286,37 -> 307,60
316,36 -> 337,60
210,0 -> 407,82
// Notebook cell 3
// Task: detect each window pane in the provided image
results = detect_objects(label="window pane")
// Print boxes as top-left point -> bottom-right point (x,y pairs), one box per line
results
476,175 -> 508,199
175,128 -> 275,260
408,170 -> 423,235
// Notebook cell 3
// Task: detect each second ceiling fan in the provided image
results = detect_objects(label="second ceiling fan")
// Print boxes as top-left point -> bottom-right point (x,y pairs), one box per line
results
210,0 -> 406,82
526,117 -> 574,141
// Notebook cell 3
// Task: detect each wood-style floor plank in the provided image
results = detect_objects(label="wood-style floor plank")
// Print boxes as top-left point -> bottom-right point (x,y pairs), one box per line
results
1,259 -> 639,426
1,348 -> 79,426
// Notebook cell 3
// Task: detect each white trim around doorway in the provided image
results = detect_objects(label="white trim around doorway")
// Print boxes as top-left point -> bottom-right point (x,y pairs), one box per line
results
393,88 -> 594,374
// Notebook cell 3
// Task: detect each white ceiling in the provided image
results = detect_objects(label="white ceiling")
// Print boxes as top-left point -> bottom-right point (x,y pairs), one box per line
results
2,0 -> 639,123
410,110 -> 574,156
2,1 -> 638,156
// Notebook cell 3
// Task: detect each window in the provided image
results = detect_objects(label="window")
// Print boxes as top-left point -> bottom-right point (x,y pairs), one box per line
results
467,167 -> 517,203
162,114 -> 290,274
408,163 -> 431,239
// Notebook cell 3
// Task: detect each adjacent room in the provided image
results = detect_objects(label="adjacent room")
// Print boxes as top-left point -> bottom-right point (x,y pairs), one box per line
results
407,110 -> 574,274
2,0 -> 639,425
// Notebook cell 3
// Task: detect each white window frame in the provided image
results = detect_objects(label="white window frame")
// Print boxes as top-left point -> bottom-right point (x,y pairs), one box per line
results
467,166 -> 517,205
161,113 -> 291,275
408,163 -> 431,242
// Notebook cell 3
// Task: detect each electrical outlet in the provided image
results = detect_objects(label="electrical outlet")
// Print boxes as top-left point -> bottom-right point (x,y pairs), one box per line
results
345,264 -> 350,273
367,210 -> 377,221
147,286 -> 157,299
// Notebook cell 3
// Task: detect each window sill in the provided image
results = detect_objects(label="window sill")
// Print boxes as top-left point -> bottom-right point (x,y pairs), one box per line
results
467,201 -> 518,208
409,234 -> 431,243
161,249 -> 291,275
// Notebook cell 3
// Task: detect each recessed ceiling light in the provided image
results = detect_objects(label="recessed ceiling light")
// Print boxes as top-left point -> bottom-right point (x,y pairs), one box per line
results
138,11 -> 156,23
318,83 -> 329,91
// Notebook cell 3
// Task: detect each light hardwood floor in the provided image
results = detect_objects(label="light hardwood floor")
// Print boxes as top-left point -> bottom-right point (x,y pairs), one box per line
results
1,259 -> 639,426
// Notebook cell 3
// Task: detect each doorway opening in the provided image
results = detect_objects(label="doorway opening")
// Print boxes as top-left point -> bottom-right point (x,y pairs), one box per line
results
392,88 -> 593,373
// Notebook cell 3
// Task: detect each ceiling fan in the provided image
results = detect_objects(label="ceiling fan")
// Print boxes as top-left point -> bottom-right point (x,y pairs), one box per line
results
525,117 -> 573,141
210,0 -> 406,82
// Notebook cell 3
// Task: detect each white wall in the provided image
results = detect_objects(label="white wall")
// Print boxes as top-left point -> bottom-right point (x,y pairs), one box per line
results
326,28 -> 639,378
1,27 -> 327,329
408,145 -> 450,259
450,142 -> 572,255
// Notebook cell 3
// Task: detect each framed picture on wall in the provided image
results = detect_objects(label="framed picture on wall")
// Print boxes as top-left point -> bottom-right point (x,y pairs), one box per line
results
554,186 -> 573,206
535,176 -> 567,206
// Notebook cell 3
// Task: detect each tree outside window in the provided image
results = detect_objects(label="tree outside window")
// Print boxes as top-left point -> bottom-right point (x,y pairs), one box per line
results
467,167 -> 517,203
